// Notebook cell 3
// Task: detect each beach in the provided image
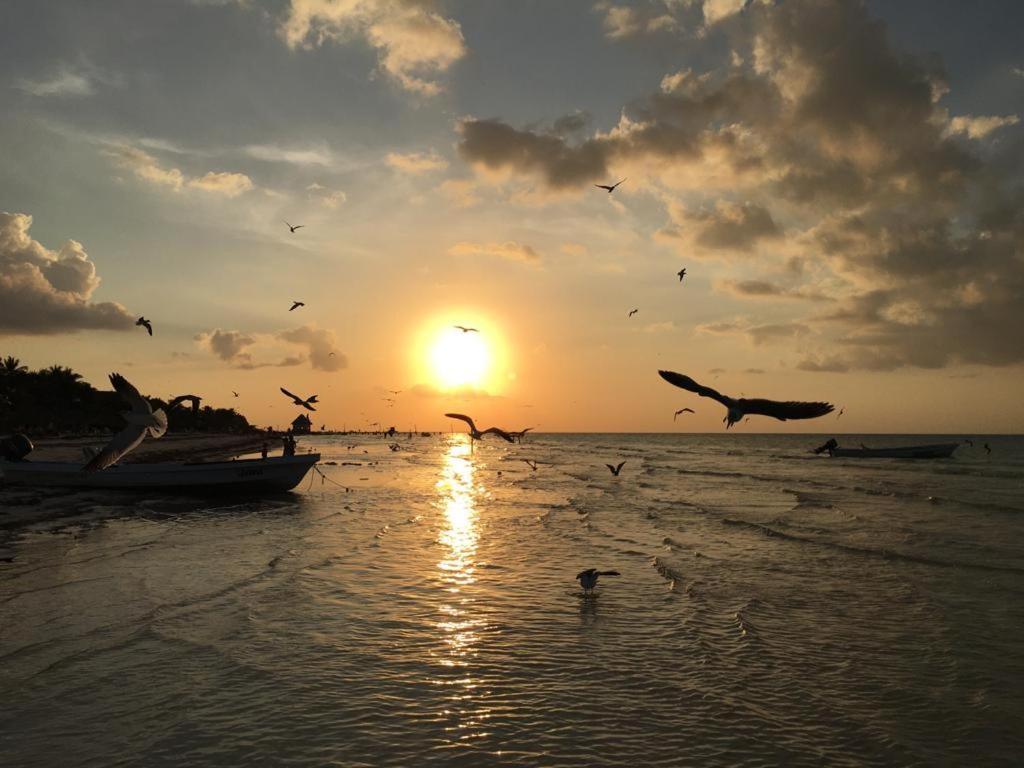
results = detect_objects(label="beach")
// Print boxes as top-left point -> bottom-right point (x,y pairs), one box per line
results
2,432 -> 1022,766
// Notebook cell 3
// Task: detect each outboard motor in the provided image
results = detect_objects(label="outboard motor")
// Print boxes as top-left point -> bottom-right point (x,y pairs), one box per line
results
0,433 -> 34,462
813,438 -> 839,455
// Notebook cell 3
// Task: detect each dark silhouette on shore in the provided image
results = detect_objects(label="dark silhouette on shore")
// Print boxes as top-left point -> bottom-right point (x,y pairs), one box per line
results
658,370 -> 834,429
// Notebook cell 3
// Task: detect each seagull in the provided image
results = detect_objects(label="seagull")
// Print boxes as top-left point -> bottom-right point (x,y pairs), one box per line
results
135,317 -> 153,336
605,461 -> 626,476
837,408 -> 845,419
387,389 -> 402,395
289,301 -> 305,312
964,439 -> 974,447
673,408 -> 695,421
444,413 -> 514,443
658,370 -> 834,429
232,391 -> 239,397
83,374 -> 167,471
677,268 -> 687,282
510,427 -> 533,443
454,325 -> 479,333
285,221 -> 304,233
576,568 -> 621,595
595,179 -> 626,194
280,387 -> 317,411
984,442 -> 992,455
628,309 -> 638,318
168,394 -> 202,413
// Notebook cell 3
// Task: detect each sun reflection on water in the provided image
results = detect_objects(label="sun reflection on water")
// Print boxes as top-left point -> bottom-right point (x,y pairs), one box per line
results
433,436 -> 492,739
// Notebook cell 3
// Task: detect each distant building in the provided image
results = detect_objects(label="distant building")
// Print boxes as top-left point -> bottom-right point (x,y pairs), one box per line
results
291,414 -> 312,434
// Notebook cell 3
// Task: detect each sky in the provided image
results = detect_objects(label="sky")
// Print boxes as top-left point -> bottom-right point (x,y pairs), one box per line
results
2,0 -> 1023,434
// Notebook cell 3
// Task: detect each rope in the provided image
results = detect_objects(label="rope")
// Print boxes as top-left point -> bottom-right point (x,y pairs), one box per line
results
311,463 -> 351,492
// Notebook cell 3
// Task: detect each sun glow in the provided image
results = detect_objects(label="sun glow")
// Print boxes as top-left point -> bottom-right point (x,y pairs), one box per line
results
428,326 -> 492,389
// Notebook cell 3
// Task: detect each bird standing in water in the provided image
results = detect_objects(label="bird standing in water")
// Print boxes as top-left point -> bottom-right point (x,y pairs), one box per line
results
576,568 -> 621,596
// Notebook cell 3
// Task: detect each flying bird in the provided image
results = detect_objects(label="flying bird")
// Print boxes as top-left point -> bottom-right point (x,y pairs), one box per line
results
285,221 -> 304,233
289,301 -> 305,312
135,317 -> 153,336
510,427 -> 534,444
628,309 -> 638,318
576,568 -> 621,595
837,408 -> 845,419
232,391 -> 239,397
387,389 -> 402,395
595,179 -> 626,194
677,268 -> 687,282
673,408 -> 695,421
168,394 -> 202,413
605,461 -> 626,476
444,413 -> 514,443
83,374 -> 167,471
454,325 -> 479,333
658,370 -> 834,429
280,387 -> 317,411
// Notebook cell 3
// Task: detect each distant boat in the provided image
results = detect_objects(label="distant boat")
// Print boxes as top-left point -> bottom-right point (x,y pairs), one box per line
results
0,454 -> 319,493
814,440 -> 959,459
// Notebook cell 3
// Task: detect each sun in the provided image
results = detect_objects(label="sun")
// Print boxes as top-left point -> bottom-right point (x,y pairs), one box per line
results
429,327 -> 492,389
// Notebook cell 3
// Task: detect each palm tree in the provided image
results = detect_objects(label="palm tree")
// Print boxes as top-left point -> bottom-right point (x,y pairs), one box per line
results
1,356 -> 27,375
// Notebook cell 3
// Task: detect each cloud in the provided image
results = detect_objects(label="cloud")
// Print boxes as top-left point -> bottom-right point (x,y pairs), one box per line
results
277,325 -> 347,371
0,212 -> 134,335
642,321 -> 676,333
747,322 -> 810,345
1013,67 -> 1024,79
947,115 -> 1019,140
560,242 -> 588,257
596,3 -> 679,39
244,144 -> 335,166
196,329 -> 258,365
439,179 -> 481,207
106,144 -> 253,196
448,240 -> 541,264
280,0 -> 466,95
663,201 -> 781,253
718,279 -> 831,301
796,355 -> 850,373
15,67 -> 95,97
386,150 -> 448,173
306,182 -> 347,208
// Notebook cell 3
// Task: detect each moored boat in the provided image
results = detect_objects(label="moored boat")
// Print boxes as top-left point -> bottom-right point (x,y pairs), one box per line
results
813,439 -> 959,459
0,453 -> 320,492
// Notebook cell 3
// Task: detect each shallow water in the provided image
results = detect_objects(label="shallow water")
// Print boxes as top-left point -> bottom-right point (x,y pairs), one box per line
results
2,433 -> 1023,766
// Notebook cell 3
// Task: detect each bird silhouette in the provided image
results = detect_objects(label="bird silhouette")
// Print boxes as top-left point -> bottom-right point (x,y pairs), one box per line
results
673,408 -> 695,421
444,413 -> 514,442
232,391 -> 239,397
281,387 -> 317,411
454,325 -> 479,333
135,317 -> 153,336
83,374 -> 167,471
595,179 -> 626,194
628,308 -> 638,318
984,442 -> 992,455
605,461 -> 626,476
509,427 -> 533,443
168,394 -> 202,413
837,408 -> 845,419
677,268 -> 687,282
658,370 -> 833,429
289,301 -> 305,311
285,221 -> 304,233
387,389 -> 402,395
576,568 -> 620,595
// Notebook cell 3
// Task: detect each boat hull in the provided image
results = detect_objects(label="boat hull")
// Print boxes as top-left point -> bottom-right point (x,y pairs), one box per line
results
828,443 -> 959,459
0,454 -> 320,492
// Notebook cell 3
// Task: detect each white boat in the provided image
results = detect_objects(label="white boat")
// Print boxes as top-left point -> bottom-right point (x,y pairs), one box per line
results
0,454 -> 320,493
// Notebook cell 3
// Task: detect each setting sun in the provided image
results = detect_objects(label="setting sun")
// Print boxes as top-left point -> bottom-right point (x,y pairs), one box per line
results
429,327 -> 492,389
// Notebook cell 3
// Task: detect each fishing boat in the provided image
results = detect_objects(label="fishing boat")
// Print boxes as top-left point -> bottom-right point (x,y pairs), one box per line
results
0,454 -> 320,493
813,439 -> 959,459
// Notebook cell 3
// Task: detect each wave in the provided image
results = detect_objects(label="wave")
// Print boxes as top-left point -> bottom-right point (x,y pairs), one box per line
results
721,517 -> 1024,574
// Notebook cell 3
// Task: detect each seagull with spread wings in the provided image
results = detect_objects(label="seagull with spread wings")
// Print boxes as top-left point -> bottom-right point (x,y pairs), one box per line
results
83,374 -> 167,471
281,387 -> 317,411
135,317 -> 153,336
628,308 -> 638,318
595,179 -> 626,193
677,268 -> 687,282
673,407 -> 694,421
445,413 -> 514,443
576,568 -> 620,595
289,301 -> 305,311
168,394 -> 202,414
658,370 -> 834,429
454,325 -> 479,333
605,461 -> 626,476
285,221 -> 304,233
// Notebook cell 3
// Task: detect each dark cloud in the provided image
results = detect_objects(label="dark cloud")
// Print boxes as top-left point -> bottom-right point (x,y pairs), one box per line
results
669,202 -> 781,252
719,279 -> 830,301
0,212 -> 134,335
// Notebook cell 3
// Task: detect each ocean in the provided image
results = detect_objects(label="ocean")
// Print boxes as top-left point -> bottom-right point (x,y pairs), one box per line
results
2,433 -> 1023,766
